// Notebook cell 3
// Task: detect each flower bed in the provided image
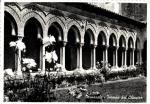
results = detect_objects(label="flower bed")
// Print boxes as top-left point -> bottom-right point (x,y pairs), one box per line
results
4,68 -> 105,102
4,36 -> 146,102
4,66 -> 145,102
106,66 -> 145,81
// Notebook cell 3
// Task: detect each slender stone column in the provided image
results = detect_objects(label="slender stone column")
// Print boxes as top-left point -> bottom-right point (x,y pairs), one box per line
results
42,42 -> 53,72
42,29 -> 48,72
42,45 -> 46,72
15,52 -> 18,71
76,45 -> 80,69
132,48 -> 135,66
17,37 -> 23,74
105,46 -> 108,63
113,49 -> 115,66
124,49 -> 127,67
79,43 -> 84,69
93,45 -> 97,69
137,50 -> 139,64
60,42 -> 67,71
121,50 -> 124,66
139,49 -> 142,65
130,50 -> 132,66
90,45 -> 93,69
115,47 -> 118,67
76,43 -> 84,70
103,48 -> 105,62
136,50 -> 140,65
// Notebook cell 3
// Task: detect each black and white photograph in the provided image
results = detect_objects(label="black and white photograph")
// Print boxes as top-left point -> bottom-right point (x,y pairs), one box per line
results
3,1 -> 147,102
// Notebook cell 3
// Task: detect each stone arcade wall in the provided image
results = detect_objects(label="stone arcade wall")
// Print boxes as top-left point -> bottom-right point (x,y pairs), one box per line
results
4,2 -> 146,72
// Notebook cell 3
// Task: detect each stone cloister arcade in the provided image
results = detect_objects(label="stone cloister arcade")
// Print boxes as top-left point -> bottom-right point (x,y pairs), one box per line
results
4,3 -> 144,73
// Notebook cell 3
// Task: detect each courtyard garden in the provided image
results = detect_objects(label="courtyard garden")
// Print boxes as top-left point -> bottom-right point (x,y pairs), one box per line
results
4,35 -> 146,102
54,76 -> 146,102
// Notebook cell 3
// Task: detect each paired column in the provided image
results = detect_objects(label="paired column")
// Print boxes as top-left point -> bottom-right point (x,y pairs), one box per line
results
124,49 -> 127,67
42,44 -> 46,72
121,48 -> 127,67
121,50 -> 124,66
103,49 -> 105,62
90,45 -> 97,70
132,48 -> 135,66
76,43 -> 83,70
104,46 -> 108,67
60,42 -> 67,71
17,37 -> 23,74
90,45 -> 93,69
112,47 -> 118,67
134,49 -> 142,65
42,41 -> 67,72
79,44 -> 84,69
115,47 -> 118,67
93,45 -> 97,69
139,49 -> 142,65
127,48 -> 135,67
113,49 -> 116,66
130,50 -> 132,65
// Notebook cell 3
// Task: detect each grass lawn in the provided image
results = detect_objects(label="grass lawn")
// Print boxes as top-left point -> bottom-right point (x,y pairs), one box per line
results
53,77 -> 146,102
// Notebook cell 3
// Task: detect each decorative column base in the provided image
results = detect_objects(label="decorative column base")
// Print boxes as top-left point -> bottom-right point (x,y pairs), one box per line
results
74,67 -> 84,72
61,67 -> 67,72
121,65 -> 127,70
16,69 -> 22,76
111,65 -> 118,69
121,65 -> 127,68
130,65 -> 136,69
92,67 -> 97,70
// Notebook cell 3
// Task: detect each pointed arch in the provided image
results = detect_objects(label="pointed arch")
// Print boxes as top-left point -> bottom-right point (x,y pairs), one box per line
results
134,37 -> 141,65
65,25 -> 81,71
5,6 -> 21,31
128,37 -> 134,49
86,23 -> 97,35
4,11 -> 19,70
67,20 -> 82,42
23,17 -> 43,69
119,35 -> 126,48
82,28 -> 94,69
98,31 -> 107,46
22,11 -> 46,37
135,37 -> 141,49
67,25 -> 81,43
47,16 -> 65,40
48,22 -> 64,41
85,28 -> 95,45
109,33 -> 117,47
96,27 -> 109,45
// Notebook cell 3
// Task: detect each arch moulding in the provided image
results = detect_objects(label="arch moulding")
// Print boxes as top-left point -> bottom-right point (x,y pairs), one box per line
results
5,6 -> 21,36
21,11 -> 46,37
